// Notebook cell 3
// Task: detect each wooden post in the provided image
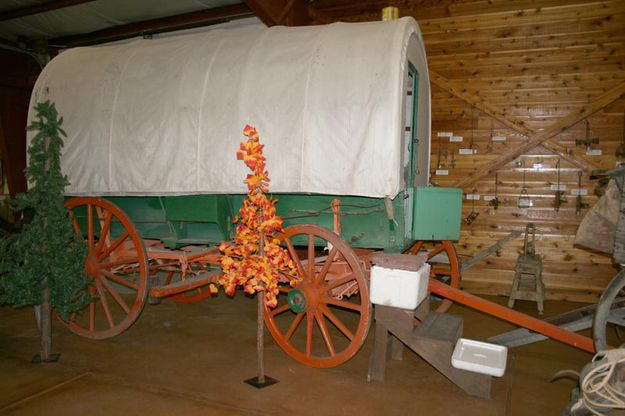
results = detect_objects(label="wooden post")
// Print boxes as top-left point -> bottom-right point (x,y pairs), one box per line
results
245,214 -> 277,388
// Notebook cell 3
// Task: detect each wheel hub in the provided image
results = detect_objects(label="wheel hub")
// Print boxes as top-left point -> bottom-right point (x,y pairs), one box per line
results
287,289 -> 307,313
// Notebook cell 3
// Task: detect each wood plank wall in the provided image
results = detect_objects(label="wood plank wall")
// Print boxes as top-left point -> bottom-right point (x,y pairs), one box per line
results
313,0 -> 625,302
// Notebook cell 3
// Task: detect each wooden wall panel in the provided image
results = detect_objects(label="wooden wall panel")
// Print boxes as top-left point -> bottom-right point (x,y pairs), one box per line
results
313,0 -> 625,302
0,49 -> 40,198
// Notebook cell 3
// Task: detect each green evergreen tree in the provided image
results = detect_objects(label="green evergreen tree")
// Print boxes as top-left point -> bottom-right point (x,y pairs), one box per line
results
0,101 -> 90,359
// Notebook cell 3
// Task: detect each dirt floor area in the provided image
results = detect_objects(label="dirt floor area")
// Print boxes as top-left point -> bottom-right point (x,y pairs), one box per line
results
0,293 -> 606,415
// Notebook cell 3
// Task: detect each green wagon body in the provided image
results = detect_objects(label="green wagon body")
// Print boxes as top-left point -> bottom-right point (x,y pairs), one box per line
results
98,186 -> 462,252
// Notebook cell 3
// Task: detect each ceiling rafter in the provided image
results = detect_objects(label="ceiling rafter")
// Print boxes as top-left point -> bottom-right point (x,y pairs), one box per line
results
243,0 -> 331,26
48,3 -> 254,47
445,78 -> 625,188
0,0 -> 95,22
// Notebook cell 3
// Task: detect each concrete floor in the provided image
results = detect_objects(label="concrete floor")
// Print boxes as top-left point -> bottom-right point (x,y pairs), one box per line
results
0,293 -> 602,415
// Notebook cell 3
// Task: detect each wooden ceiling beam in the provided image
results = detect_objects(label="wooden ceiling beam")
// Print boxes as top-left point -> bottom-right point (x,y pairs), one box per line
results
453,80 -> 625,188
430,70 -> 600,174
243,0 -> 330,26
0,0 -> 95,22
48,4 -> 254,47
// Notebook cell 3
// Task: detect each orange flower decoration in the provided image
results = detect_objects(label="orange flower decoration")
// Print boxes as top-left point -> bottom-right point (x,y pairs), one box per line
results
218,125 -> 297,307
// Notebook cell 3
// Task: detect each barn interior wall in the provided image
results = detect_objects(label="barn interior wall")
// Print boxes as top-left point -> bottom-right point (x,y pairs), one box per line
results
0,49 -> 40,201
315,0 -> 625,302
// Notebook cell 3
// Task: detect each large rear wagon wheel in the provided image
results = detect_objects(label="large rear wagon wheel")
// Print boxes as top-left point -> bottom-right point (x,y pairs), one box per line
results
61,197 -> 149,339
409,240 -> 461,313
264,224 -> 371,368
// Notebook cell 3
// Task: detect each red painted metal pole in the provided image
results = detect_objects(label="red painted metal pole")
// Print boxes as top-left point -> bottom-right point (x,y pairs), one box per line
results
428,279 -> 596,353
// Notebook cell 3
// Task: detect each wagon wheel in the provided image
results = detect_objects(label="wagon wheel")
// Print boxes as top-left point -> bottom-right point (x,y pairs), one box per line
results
408,240 -> 461,313
264,224 -> 371,368
593,268 -> 625,351
61,197 -> 149,339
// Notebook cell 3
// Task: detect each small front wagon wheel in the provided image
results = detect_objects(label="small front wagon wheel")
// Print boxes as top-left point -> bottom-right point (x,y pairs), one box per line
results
264,224 -> 371,368
409,240 -> 461,313
61,197 -> 149,339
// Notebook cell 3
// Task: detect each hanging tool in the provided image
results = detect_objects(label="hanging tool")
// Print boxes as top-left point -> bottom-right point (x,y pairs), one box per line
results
450,143 -> 456,169
575,120 -> 599,153
575,171 -> 588,216
617,112 -> 625,158
488,172 -> 500,210
553,159 -> 567,212
464,188 -> 480,225
518,161 -> 532,208
436,138 -> 443,169
442,140 -> 448,166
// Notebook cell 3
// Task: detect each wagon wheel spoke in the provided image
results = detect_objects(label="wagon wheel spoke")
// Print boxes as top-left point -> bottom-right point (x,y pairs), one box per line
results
58,197 -> 148,340
285,312 -> 305,341
284,238 -> 306,280
99,275 -> 130,314
94,210 -> 113,255
69,211 -> 81,236
320,304 -> 354,341
94,279 -> 114,329
315,311 -> 336,356
88,287 -> 96,332
99,269 -> 139,290
87,204 -> 95,251
315,246 -> 338,285
265,224 -> 370,368
304,313 -> 315,357
307,235 -> 315,280
98,231 -> 130,261
270,303 -> 291,318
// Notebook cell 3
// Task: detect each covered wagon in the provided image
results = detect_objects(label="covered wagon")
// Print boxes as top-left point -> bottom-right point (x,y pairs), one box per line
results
29,17 -> 464,367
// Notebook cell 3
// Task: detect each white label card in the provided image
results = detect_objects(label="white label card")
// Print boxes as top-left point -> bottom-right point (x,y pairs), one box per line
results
586,149 -> 602,156
533,163 -> 543,169
570,188 -> 588,196
435,169 -> 449,175
437,132 -> 453,137
450,136 -> 463,142
483,195 -> 496,201
465,194 -> 480,200
550,184 -> 567,191
518,198 -> 533,207
459,148 -> 475,155
491,136 -> 507,141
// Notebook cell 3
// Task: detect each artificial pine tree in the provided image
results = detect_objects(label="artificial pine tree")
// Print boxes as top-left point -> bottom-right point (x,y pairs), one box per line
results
0,100 -> 90,362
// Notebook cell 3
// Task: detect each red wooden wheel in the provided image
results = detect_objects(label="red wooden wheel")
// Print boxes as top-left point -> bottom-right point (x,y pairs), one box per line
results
60,197 -> 149,339
264,224 -> 371,368
409,240 -> 461,313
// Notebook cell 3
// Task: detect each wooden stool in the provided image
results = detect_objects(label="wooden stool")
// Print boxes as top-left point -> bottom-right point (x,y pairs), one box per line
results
508,223 -> 545,315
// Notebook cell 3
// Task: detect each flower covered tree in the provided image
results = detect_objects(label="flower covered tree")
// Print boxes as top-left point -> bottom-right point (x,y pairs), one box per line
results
218,125 -> 297,386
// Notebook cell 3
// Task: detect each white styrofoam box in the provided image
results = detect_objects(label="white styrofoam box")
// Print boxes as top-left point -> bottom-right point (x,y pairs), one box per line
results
451,338 -> 508,377
369,263 -> 431,310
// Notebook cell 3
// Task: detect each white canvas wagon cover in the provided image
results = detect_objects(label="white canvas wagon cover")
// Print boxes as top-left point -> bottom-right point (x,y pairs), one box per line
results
29,17 -> 430,198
